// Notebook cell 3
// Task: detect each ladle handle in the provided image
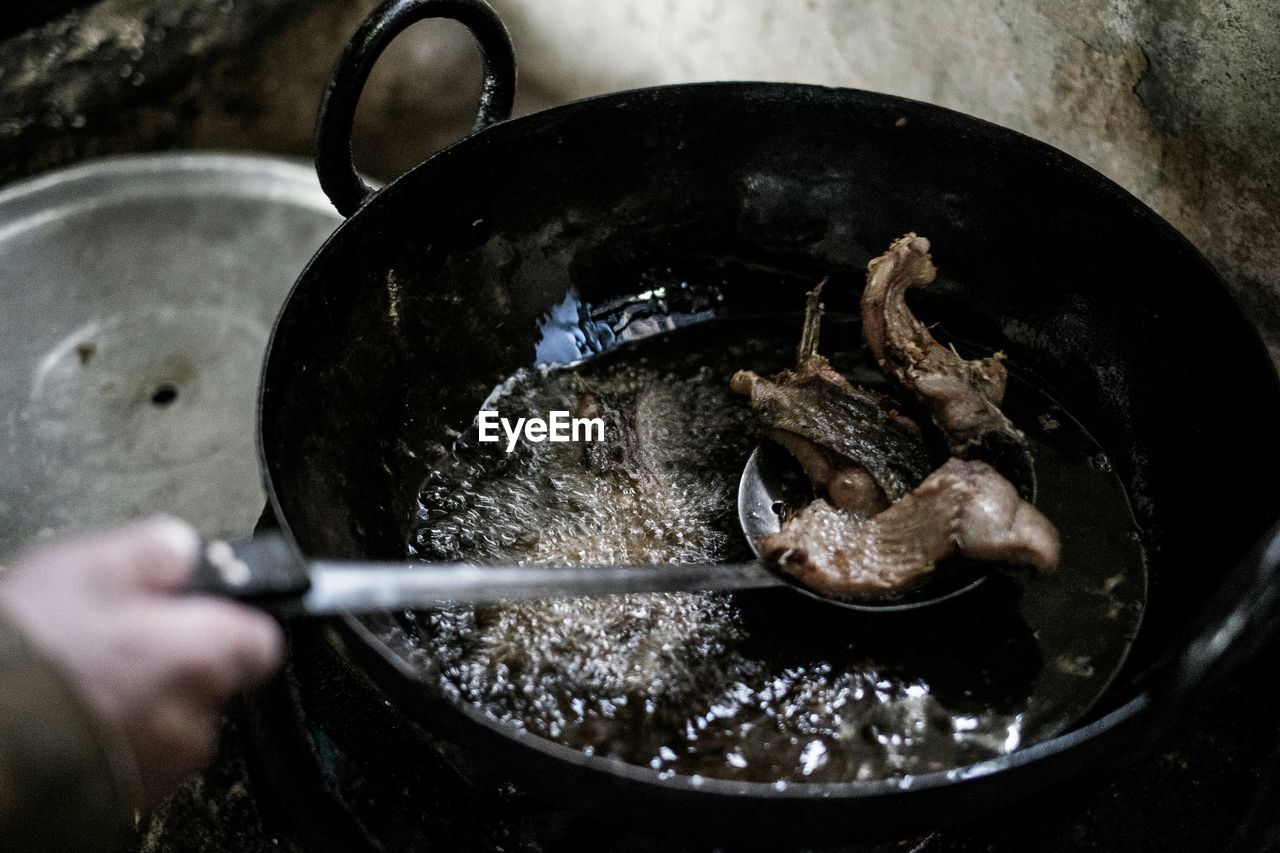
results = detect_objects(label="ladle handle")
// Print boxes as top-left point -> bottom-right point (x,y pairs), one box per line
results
186,532 -> 787,616
188,532 -> 311,612
314,0 -> 516,217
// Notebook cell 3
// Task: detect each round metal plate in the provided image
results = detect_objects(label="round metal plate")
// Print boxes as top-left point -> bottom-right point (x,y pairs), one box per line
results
0,153 -> 342,560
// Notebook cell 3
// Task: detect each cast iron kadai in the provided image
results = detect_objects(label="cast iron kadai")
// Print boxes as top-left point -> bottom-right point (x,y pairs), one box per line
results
221,0 -> 1280,844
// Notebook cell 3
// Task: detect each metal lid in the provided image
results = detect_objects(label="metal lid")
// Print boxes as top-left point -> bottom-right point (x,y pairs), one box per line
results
0,152 -> 342,559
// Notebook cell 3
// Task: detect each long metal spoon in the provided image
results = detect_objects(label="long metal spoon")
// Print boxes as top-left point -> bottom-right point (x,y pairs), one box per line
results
192,444 -> 979,615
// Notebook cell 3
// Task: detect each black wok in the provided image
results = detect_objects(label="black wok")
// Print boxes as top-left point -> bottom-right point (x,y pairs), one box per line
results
251,0 -> 1280,844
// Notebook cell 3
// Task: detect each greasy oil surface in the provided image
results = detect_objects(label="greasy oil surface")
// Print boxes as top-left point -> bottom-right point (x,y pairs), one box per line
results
387,315 -> 1146,784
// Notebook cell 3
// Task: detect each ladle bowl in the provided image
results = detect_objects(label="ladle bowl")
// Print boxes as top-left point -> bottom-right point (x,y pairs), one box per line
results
738,443 -> 988,612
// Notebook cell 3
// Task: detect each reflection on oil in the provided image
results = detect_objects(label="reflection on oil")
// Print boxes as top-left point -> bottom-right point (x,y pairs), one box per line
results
533,290 -> 616,365
533,282 -> 721,366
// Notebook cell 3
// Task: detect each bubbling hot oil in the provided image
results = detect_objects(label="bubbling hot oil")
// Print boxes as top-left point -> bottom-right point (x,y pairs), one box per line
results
391,318 -> 1146,784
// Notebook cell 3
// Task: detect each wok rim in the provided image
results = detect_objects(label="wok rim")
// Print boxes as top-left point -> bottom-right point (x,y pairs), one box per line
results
257,79 -> 1280,802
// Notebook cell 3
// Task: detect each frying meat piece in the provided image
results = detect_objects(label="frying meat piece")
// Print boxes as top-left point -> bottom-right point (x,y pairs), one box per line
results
731,283 -> 932,507
762,428 -> 889,515
731,363 -> 930,510
861,234 -> 1026,460
734,243 -> 1061,598
759,459 -> 1060,598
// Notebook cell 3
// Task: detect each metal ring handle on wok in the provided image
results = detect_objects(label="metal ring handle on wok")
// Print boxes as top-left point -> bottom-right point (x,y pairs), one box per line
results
265,0 -> 1280,844
313,0 -> 516,217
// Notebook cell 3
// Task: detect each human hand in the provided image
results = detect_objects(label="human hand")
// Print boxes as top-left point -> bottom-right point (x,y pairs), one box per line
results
0,517 -> 284,808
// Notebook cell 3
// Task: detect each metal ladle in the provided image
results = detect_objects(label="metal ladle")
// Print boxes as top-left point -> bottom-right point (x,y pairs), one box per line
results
192,444 -> 981,615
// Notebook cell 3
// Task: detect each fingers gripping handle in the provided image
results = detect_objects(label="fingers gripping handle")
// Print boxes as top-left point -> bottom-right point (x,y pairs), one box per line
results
188,532 -> 311,610
314,0 -> 517,216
